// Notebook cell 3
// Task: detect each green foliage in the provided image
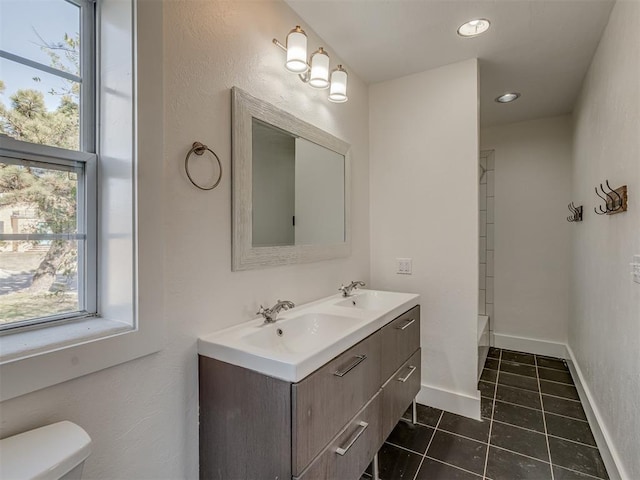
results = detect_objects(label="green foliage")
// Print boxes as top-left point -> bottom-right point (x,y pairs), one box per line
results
0,31 -> 82,299
0,89 -> 79,150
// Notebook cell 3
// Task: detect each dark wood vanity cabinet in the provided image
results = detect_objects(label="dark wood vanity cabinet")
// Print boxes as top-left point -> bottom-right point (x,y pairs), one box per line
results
199,305 -> 421,480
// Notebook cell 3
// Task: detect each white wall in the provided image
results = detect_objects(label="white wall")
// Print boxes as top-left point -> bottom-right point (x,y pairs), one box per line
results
0,1 -> 370,479
481,116 -> 572,352
570,1 -> 640,478
369,59 -> 480,418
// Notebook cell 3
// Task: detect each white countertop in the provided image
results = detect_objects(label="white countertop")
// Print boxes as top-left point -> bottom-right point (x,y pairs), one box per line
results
197,290 -> 420,383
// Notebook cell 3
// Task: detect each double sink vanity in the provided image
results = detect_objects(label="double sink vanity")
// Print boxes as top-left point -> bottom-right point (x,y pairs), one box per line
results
198,289 -> 421,480
201,88 -> 421,479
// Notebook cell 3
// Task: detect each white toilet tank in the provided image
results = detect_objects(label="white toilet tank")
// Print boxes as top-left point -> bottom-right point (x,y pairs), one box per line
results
0,421 -> 92,480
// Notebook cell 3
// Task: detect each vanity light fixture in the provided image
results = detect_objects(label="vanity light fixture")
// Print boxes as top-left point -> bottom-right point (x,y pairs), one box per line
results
495,92 -> 521,103
273,26 -> 349,103
457,18 -> 491,37
329,65 -> 348,103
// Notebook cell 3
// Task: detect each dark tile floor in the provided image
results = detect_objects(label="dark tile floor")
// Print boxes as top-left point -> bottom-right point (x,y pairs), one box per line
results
363,348 -> 609,480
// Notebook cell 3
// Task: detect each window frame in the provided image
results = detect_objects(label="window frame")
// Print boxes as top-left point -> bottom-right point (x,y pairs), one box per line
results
0,0 -> 166,403
0,0 -> 98,332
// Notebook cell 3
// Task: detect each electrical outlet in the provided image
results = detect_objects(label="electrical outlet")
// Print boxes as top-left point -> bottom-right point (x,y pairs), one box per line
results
397,258 -> 412,275
632,255 -> 640,284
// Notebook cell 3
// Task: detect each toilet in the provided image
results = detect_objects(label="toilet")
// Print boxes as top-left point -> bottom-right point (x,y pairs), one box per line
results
0,421 -> 91,480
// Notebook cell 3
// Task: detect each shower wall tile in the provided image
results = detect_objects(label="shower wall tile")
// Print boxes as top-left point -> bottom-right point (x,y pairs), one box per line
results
487,197 -> 495,223
486,277 -> 494,304
486,303 -> 494,319
480,152 -> 495,324
487,224 -> 494,250
480,185 -> 487,210
487,171 -> 495,197
487,251 -> 494,277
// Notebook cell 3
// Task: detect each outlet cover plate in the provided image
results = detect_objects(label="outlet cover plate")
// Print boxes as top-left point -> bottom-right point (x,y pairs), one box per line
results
397,258 -> 412,275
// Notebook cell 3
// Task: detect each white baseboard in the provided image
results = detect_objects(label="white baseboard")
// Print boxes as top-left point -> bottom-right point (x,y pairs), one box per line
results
566,345 -> 626,480
494,333 -> 567,358
417,383 -> 481,421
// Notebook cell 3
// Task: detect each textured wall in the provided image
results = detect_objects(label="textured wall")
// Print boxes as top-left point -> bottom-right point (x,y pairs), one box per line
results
481,115 -> 572,346
0,1 -> 370,478
570,2 -> 640,478
369,59 -> 480,417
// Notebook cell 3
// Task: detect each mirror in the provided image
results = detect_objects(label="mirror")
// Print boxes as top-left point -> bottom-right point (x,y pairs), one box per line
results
232,87 -> 351,270
252,119 -> 345,247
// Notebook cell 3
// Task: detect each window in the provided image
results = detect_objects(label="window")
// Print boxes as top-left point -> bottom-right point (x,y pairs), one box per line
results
0,0 -> 164,402
0,0 -> 96,331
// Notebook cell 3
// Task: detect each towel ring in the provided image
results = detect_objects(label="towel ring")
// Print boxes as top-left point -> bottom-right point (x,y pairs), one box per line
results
184,142 -> 222,191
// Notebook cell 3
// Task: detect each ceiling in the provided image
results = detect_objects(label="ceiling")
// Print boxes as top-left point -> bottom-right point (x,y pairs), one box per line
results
285,0 -> 614,127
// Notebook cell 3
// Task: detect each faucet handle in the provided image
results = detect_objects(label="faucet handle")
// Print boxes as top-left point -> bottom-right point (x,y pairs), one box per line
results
256,305 -> 267,316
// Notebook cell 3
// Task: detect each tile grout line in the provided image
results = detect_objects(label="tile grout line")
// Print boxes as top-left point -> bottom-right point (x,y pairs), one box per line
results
497,369 -> 576,387
410,410 -> 444,480
535,354 -> 555,480
551,464 -> 610,480
435,427 -> 488,446
544,411 -> 589,424
423,455 -> 484,479
489,415 -> 591,440
384,441 -> 425,457
488,397 -> 588,423
482,349 -> 501,479
480,380 -> 581,403
546,433 -> 600,449
489,444 -> 551,465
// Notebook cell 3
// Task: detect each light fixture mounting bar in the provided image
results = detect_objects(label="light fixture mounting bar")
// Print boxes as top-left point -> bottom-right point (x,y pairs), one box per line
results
272,39 -> 287,52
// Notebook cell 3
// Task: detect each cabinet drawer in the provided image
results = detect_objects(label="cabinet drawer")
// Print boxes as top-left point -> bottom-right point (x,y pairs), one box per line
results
380,306 -> 420,381
381,349 -> 421,439
292,332 -> 381,475
294,392 -> 382,480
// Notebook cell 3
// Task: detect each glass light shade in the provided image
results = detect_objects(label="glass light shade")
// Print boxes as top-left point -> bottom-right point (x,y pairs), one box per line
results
328,66 -> 348,103
309,48 -> 330,89
286,26 -> 308,73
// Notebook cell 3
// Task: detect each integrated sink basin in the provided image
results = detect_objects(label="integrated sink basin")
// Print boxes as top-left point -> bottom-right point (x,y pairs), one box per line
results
198,289 -> 420,382
335,290 -> 409,311
242,313 -> 361,354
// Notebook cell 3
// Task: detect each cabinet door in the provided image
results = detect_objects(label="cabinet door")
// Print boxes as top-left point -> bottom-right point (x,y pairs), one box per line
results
381,349 -> 421,439
380,306 -> 420,382
292,332 -> 381,475
294,392 -> 383,480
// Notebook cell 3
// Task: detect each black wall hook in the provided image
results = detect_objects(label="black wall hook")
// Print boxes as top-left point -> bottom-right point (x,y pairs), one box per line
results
594,180 -> 627,215
567,202 -> 583,222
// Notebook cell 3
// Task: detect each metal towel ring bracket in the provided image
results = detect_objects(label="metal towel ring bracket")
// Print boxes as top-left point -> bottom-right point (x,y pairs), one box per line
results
184,142 -> 222,191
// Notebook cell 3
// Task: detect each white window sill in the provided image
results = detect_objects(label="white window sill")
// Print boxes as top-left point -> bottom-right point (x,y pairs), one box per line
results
0,317 -> 132,364
0,313 -> 164,401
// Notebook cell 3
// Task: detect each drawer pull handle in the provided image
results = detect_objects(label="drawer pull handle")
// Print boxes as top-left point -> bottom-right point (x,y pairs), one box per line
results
334,355 -> 367,377
396,318 -> 415,330
336,421 -> 369,456
397,365 -> 417,383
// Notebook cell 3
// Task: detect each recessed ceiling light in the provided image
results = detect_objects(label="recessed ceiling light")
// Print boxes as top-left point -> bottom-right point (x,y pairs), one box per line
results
457,19 -> 491,37
495,92 -> 521,103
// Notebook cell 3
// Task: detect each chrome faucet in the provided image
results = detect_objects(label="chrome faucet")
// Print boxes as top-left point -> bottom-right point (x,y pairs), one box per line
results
256,300 -> 295,323
339,281 -> 366,297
